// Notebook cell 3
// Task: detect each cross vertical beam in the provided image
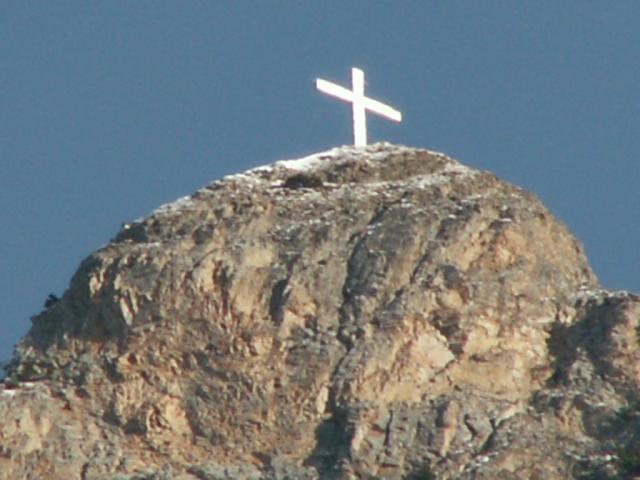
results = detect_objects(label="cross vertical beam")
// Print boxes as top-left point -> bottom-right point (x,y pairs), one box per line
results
315,67 -> 402,147
351,68 -> 366,146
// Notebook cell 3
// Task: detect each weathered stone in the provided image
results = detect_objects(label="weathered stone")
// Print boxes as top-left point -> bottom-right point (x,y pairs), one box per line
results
0,143 -> 638,479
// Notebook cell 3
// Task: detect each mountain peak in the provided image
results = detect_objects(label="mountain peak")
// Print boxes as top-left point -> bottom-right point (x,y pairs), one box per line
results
2,145 -> 639,479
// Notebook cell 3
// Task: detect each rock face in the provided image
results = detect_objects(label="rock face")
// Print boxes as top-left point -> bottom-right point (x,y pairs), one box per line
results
2,143 -> 640,479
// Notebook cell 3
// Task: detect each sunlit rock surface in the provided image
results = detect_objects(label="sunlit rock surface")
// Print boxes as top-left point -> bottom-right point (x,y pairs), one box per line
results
2,144 -> 639,479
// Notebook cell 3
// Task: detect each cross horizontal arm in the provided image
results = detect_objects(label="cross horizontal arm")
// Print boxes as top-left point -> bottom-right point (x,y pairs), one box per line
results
315,78 -> 354,104
317,78 -> 401,122
363,97 -> 402,122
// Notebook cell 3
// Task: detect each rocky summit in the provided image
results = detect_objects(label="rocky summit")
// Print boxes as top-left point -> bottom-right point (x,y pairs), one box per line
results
2,143 -> 640,480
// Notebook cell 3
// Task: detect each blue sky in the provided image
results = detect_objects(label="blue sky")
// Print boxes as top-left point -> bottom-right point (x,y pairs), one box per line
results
1,2 -> 639,360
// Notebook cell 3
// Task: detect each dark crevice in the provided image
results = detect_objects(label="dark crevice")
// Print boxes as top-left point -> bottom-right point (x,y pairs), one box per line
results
269,278 -> 290,324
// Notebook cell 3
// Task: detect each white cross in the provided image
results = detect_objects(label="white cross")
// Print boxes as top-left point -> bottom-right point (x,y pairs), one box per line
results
315,67 -> 402,147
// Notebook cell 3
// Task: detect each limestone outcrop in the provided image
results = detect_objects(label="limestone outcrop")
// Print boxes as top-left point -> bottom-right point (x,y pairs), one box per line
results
1,144 -> 639,479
